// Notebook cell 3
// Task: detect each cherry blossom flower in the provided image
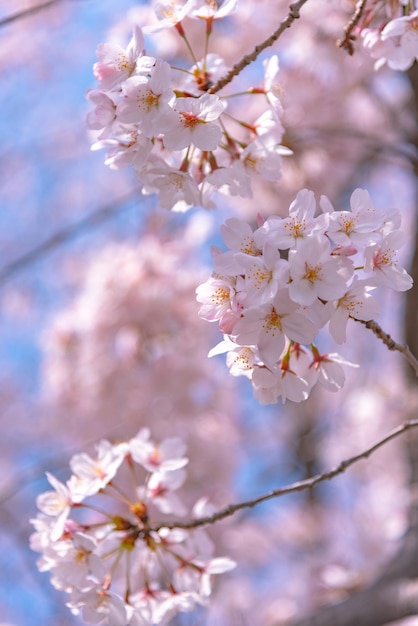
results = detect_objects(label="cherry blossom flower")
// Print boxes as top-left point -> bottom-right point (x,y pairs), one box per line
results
328,278 -> 379,344
69,439 -> 127,498
232,289 -> 316,366
322,188 -> 386,248
36,473 -> 73,541
197,187 -> 412,404
69,587 -> 128,626
237,243 -> 289,305
381,10 -> 418,71
288,235 -> 352,306
262,55 -> 284,118
364,231 -> 413,291
93,26 -> 145,90
362,10 -> 418,71
140,468 -> 188,515
307,348 -> 359,393
196,274 -> 241,334
143,0 -> 198,33
116,59 -> 176,137
129,428 -> 189,472
191,0 -> 239,21
183,53 -> 230,95
139,160 -> 201,210
86,90 -> 117,140
163,93 -> 226,151
31,432 -> 235,625
257,189 -> 327,250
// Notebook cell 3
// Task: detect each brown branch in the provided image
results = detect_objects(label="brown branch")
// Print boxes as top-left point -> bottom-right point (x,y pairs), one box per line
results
152,418 -> 418,531
208,0 -> 309,95
337,0 -> 368,55
353,318 -> 418,376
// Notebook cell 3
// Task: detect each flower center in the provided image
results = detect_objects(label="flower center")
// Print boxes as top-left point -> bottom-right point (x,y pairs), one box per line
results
181,112 -> 200,127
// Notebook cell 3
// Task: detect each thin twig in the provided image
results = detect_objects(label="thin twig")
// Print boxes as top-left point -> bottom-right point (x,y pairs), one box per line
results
0,189 -> 140,286
0,0 -> 59,27
0,0 -> 88,28
353,318 -> 418,376
337,0 -> 368,55
152,418 -> 418,530
208,0 -> 309,95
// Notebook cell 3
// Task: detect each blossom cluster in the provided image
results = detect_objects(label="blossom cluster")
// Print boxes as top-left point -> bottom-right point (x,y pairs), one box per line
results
360,2 -> 418,71
196,188 -> 413,405
87,0 -> 290,211
30,429 -> 235,625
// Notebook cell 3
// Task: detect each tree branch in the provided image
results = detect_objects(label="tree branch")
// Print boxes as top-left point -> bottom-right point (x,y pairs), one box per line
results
337,0 -> 368,55
0,0 -> 88,28
0,189 -> 140,286
208,0 -> 309,95
353,318 -> 418,376
152,418 -> 418,531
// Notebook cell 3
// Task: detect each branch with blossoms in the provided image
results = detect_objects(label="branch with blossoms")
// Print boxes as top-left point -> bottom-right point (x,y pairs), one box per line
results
30,429 -> 237,626
197,187 -> 414,404
31,419 -> 418,625
29,1 -> 418,625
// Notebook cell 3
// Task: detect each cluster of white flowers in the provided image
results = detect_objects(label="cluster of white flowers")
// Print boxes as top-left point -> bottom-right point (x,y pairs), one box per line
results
361,5 -> 418,71
87,0 -> 290,211
196,188 -> 413,405
30,429 -> 235,625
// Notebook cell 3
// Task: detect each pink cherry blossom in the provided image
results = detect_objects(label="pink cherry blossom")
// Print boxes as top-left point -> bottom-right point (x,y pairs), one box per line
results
69,439 -> 127,497
257,189 -> 327,250
364,231 -> 413,291
36,473 -> 73,542
381,10 -> 418,71
191,0 -> 239,21
328,278 -> 380,344
288,235 -> 353,306
93,26 -> 145,90
143,0 -> 198,33
116,59 -> 176,137
163,93 -> 226,151
129,428 -> 189,473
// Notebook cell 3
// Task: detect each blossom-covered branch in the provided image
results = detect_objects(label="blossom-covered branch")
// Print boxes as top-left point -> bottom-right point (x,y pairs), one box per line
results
197,187 -> 413,404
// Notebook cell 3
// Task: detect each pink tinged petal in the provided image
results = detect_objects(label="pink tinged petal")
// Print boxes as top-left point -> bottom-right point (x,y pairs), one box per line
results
129,25 -> 145,60
192,123 -> 222,151
221,218 -> 259,255
382,15 -> 410,39
251,367 -> 281,405
317,361 -> 346,392
163,125 -> 191,150
289,188 -> 316,220
282,313 -> 317,345
280,370 -> 310,403
289,279 -> 318,306
328,306 -> 350,344
378,264 -> 413,291
205,557 -> 237,574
